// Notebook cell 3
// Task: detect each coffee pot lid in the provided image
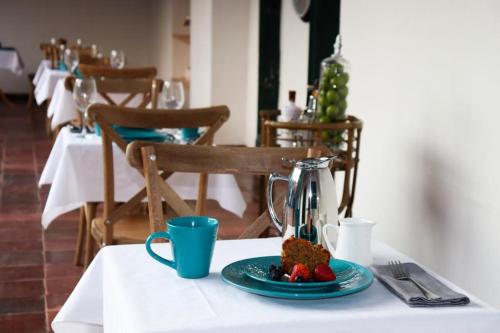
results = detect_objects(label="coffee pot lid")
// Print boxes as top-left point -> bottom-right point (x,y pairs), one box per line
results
295,156 -> 333,169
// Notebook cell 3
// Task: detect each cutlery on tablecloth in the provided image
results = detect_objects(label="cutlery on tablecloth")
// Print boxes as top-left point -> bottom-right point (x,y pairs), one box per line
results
389,260 -> 441,300
372,261 -> 470,307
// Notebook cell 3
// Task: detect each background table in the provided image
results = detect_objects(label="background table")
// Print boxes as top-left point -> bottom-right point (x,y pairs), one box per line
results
33,59 -> 51,85
47,79 -> 144,130
52,237 -> 500,333
0,48 -> 24,105
0,48 -> 24,75
33,64 -> 68,105
39,127 -> 247,228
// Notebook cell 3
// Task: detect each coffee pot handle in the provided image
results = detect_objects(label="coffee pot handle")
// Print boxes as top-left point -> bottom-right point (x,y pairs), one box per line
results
322,224 -> 339,257
267,172 -> 289,234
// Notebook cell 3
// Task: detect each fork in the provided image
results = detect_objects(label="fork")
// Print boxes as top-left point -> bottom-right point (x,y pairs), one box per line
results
389,260 -> 442,301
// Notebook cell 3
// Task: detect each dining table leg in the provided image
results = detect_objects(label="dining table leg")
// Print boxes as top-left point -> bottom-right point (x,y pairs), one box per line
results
73,206 -> 87,266
84,202 -> 98,269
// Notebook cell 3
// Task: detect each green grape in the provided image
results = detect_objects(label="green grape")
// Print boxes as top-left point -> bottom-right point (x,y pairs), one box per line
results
338,99 -> 347,112
334,72 -> 349,87
337,86 -> 349,97
322,67 -> 331,78
329,62 -> 344,74
318,116 -> 329,123
318,95 -> 329,109
326,90 -> 339,103
319,89 -> 326,98
326,105 -> 338,119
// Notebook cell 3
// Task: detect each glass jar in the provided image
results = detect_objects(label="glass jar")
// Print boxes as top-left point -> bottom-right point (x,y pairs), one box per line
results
316,35 -> 350,147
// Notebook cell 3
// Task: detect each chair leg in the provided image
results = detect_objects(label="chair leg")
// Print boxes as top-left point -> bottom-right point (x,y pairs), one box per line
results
45,117 -> 53,139
83,203 -> 97,269
26,75 -> 35,110
0,89 -> 14,108
73,206 -> 87,266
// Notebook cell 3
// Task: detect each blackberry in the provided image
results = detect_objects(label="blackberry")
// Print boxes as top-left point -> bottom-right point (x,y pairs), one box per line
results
269,265 -> 284,281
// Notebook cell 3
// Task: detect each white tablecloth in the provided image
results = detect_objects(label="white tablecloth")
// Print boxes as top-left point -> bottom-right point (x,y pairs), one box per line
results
33,60 -> 51,85
52,237 -> 500,333
34,64 -> 68,105
39,127 -> 247,228
47,79 -> 144,130
0,49 -> 24,75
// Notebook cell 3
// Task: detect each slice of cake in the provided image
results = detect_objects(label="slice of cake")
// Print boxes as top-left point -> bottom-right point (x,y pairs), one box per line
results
281,236 -> 330,274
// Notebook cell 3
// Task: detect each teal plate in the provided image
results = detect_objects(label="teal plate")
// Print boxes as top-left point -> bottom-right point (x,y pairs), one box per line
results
244,256 -> 357,290
221,256 -> 373,300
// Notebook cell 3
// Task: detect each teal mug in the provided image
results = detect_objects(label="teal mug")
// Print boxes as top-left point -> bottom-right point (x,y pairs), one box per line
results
145,216 -> 218,279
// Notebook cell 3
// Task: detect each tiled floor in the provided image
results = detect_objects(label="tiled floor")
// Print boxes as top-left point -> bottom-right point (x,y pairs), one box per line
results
0,99 -> 262,332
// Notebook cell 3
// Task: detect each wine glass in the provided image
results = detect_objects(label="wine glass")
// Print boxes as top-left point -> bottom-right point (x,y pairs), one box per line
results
73,78 -> 97,138
64,48 -> 79,73
160,81 -> 185,109
110,49 -> 126,69
91,44 -> 99,58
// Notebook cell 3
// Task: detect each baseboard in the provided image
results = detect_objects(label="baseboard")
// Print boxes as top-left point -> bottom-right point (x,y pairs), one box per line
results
4,93 -> 29,102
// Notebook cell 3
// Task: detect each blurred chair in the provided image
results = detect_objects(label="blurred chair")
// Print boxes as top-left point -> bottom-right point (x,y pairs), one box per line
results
83,104 -> 229,265
126,143 -> 329,238
260,111 -> 363,217
79,64 -> 157,80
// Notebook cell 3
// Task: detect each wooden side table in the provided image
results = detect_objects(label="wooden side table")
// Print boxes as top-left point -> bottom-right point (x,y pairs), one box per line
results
260,111 -> 363,218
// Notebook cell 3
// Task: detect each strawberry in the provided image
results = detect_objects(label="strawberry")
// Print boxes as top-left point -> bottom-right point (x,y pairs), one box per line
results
313,264 -> 336,282
289,263 -> 312,282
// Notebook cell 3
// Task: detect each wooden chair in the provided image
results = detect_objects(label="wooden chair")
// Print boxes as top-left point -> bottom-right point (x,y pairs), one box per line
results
79,64 -> 157,80
125,143 -> 331,238
67,77 -> 163,266
85,104 -> 229,260
260,111 -> 363,217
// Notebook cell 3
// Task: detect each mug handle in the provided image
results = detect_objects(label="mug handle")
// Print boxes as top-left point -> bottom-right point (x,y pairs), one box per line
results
145,232 -> 176,269
322,224 -> 339,257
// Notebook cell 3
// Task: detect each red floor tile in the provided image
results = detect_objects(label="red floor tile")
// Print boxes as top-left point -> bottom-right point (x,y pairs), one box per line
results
0,252 -> 44,266
0,265 -> 44,282
0,312 -> 46,333
0,240 -> 43,252
45,277 -> 80,295
0,296 -> 45,315
45,263 -> 83,279
0,280 -> 44,298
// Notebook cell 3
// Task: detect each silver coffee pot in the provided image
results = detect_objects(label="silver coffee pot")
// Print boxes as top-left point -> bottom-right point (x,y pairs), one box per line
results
267,156 -> 339,248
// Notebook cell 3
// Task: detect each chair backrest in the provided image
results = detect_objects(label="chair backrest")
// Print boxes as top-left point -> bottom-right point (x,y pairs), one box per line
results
40,43 -> 59,68
79,64 -> 157,79
125,143 -> 331,238
65,76 -> 163,108
261,113 -> 363,217
88,104 -> 230,244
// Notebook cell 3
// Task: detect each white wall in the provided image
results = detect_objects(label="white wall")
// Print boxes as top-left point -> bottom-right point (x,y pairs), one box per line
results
190,0 -> 259,146
278,0 -> 310,109
342,0 -> 500,307
190,0 -> 213,108
149,0 -> 174,81
0,0 -> 154,93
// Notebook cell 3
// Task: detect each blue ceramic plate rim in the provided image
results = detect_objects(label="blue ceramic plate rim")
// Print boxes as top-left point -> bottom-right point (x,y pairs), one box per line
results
221,256 -> 374,300
244,256 -> 357,289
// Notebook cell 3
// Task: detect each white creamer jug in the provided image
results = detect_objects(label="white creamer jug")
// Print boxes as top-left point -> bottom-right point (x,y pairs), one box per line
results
322,218 -> 375,266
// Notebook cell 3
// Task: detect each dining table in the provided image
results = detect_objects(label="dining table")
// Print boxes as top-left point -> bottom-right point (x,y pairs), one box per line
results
0,47 -> 24,75
46,78 -> 144,130
0,47 -> 24,105
52,237 -> 500,333
33,59 -> 69,105
39,126 -> 247,228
